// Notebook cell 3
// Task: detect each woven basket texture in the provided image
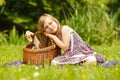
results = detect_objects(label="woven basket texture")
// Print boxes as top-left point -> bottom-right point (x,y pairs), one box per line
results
23,31 -> 61,65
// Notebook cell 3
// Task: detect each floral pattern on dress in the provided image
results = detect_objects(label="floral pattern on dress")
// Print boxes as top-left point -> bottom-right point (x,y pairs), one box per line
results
53,31 -> 106,65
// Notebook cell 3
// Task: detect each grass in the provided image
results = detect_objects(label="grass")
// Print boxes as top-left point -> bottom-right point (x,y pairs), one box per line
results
0,44 -> 120,80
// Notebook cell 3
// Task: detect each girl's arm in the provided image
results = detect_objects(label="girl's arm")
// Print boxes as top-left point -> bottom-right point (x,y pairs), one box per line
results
45,26 -> 73,51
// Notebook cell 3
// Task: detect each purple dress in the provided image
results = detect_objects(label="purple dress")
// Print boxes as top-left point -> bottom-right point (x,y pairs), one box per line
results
53,31 -> 106,65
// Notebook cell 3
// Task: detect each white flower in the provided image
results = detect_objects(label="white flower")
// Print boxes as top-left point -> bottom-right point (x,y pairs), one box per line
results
19,68 -> 21,71
35,66 -> 39,69
33,72 -> 39,77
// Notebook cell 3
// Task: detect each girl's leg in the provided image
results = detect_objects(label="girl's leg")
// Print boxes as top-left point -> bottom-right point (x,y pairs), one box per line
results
81,55 -> 97,66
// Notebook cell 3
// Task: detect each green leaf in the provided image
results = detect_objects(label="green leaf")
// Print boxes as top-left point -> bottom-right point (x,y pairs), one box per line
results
0,0 -> 5,6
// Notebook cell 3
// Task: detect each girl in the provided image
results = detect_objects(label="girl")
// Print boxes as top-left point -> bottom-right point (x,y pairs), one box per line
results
25,14 -> 106,66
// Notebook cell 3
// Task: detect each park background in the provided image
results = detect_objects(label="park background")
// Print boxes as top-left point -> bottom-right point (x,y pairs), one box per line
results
0,0 -> 120,80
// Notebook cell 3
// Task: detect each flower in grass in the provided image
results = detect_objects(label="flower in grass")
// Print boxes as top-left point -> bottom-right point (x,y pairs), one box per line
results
35,66 -> 39,69
33,72 -> 40,77
81,74 -> 86,79
116,68 -> 118,71
31,65 -> 42,69
19,78 -> 26,80
19,68 -> 21,71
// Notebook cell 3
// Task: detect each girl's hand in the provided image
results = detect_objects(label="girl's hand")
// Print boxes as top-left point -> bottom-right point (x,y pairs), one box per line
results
25,31 -> 34,42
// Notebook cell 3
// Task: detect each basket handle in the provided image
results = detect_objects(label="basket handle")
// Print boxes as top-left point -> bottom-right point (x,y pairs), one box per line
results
30,31 -> 56,48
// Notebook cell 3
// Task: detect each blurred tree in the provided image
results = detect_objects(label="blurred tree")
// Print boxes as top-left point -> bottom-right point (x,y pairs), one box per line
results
0,0 -> 75,33
0,0 -> 119,34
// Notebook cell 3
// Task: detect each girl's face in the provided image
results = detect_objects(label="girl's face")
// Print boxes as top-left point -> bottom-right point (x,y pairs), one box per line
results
44,17 -> 58,34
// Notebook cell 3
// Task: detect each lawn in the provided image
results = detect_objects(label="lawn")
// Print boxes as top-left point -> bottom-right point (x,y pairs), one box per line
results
0,44 -> 120,80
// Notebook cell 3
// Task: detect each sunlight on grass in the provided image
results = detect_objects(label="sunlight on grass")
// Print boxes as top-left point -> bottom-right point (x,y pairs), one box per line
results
0,45 -> 120,80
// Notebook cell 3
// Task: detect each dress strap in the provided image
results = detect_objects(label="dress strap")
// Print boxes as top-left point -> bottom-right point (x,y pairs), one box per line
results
70,33 -> 74,52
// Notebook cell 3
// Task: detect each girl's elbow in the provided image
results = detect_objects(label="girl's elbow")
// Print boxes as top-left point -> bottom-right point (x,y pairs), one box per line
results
62,46 -> 69,52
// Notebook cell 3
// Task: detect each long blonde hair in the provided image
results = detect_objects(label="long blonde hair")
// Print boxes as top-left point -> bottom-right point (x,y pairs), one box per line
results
38,14 -> 62,48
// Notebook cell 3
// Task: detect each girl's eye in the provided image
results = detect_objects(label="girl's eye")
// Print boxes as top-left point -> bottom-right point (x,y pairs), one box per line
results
44,21 -> 52,31
49,21 -> 52,25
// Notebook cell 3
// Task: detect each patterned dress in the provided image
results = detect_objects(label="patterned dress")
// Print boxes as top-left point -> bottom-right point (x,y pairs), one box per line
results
52,31 -> 106,65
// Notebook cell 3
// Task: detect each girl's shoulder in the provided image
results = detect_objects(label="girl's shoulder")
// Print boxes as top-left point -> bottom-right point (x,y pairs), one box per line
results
61,25 -> 74,33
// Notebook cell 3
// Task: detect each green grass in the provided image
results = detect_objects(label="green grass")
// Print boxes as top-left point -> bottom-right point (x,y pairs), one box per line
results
0,44 -> 120,80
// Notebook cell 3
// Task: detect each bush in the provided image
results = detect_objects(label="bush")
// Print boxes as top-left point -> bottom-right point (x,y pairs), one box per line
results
0,27 -> 26,46
61,2 -> 119,45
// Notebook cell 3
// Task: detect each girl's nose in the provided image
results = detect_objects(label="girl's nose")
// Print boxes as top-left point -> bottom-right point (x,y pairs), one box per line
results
48,25 -> 53,30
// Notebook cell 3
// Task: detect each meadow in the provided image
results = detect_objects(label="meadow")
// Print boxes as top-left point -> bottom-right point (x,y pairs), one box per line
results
0,16 -> 120,80
0,1 -> 120,80
0,41 -> 120,80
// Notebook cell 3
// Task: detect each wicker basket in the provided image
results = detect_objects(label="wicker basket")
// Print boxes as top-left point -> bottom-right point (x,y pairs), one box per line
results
23,31 -> 61,65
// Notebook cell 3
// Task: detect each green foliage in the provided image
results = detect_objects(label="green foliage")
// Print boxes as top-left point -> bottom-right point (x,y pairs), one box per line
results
9,27 -> 19,44
0,27 -> 26,46
8,27 -> 26,45
61,1 -> 119,45
0,31 -> 8,45
0,0 -> 120,45
4,11 -> 32,24
0,0 -> 5,6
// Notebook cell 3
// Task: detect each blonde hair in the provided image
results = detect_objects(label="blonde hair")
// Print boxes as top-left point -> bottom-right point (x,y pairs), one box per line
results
38,14 -> 62,48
